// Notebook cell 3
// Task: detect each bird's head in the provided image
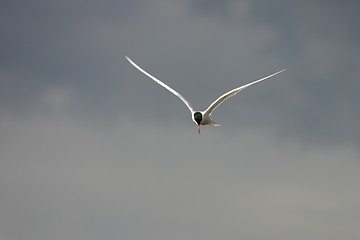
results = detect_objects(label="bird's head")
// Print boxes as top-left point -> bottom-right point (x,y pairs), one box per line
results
193,112 -> 202,134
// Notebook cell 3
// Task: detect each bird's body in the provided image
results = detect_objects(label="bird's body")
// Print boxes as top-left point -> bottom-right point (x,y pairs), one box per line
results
126,56 -> 285,133
193,111 -> 218,126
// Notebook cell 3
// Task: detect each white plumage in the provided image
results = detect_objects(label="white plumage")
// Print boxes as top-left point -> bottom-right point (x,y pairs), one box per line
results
126,56 -> 286,133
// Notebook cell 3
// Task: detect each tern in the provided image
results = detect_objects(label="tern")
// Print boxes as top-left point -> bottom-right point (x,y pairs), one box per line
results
126,56 -> 285,134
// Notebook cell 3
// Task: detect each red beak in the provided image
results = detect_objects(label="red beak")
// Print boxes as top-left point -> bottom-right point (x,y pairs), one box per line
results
197,125 -> 200,134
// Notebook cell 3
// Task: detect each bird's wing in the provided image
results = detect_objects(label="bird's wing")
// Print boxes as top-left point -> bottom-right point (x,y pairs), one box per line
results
204,69 -> 286,115
126,56 -> 194,113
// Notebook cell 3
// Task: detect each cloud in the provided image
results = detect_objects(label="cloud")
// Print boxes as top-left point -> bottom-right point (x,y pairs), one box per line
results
1,0 -> 358,145
0,1 -> 359,239
0,111 -> 359,240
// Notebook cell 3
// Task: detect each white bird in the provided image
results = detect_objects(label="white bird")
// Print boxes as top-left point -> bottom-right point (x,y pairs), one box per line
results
126,56 -> 286,134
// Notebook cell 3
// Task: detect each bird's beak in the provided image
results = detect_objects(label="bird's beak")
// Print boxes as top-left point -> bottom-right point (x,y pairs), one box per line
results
197,125 -> 200,134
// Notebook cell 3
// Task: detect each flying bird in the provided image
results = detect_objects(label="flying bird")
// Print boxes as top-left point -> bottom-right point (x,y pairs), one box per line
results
126,56 -> 285,134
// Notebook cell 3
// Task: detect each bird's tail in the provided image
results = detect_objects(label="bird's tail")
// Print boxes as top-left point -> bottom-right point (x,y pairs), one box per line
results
209,121 -> 220,127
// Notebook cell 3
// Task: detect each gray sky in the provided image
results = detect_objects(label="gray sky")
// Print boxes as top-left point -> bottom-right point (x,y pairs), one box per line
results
1,1 -> 359,240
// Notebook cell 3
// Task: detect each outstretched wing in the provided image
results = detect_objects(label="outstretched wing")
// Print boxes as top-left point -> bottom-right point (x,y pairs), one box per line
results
126,56 -> 194,113
204,69 -> 286,115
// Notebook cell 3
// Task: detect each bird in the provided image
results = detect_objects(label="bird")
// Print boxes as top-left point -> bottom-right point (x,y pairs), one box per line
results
126,56 -> 286,134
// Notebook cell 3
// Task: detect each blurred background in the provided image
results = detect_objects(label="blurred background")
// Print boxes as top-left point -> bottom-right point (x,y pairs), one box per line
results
1,0 -> 359,239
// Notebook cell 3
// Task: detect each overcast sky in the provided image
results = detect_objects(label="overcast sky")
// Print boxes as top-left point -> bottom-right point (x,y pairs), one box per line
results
1,1 -> 359,240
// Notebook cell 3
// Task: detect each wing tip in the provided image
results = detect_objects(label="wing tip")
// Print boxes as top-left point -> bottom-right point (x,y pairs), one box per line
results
125,56 -> 138,68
